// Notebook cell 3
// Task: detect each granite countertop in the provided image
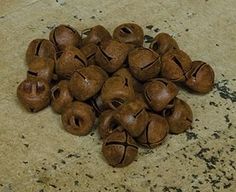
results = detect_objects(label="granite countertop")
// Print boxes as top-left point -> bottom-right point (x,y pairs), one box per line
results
0,0 -> 235,191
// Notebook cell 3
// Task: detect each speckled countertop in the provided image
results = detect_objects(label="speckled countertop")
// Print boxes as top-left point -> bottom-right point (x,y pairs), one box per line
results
0,0 -> 235,191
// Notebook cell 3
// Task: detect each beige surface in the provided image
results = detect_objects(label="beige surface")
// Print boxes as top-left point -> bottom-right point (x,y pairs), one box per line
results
0,0 -> 236,191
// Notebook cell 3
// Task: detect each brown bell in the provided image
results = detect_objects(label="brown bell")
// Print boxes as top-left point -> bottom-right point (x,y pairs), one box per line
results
113,68 -> 143,93
26,39 -> 56,65
27,57 -> 55,82
161,49 -> 192,82
98,110 -> 123,139
150,33 -> 179,55
61,101 -> 95,136
49,24 -> 81,51
101,76 -> 135,110
185,61 -> 215,93
51,80 -> 73,114
114,99 -> 149,137
113,23 -> 144,47
128,47 -> 161,81
136,113 -> 169,148
161,99 -> 176,117
102,130 -> 138,167
80,43 -> 98,66
163,98 -> 193,134
17,78 -> 50,112
81,25 -> 112,46
56,46 -> 87,79
95,40 -> 129,73
144,78 -> 179,112
69,65 -> 108,101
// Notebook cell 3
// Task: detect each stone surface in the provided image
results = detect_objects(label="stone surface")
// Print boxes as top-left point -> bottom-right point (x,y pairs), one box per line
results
0,0 -> 235,191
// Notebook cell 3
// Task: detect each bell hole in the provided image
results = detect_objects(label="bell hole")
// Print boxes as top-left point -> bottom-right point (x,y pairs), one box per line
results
74,55 -> 86,66
35,40 -> 43,56
172,56 -> 182,69
192,64 -> 205,78
111,98 -> 125,108
82,28 -> 91,36
140,61 -> 156,70
87,53 -> 96,60
78,72 -> 86,80
145,91 -> 152,102
56,51 -> 63,58
90,99 -> 98,110
27,71 -> 38,77
158,79 -> 168,86
53,88 -> 60,99
63,74 -> 71,79
152,42 -> 159,51
168,99 -> 175,106
192,69 -> 199,79
74,117 -> 80,126
100,47 -> 112,61
162,108 -> 173,117
64,26 -> 75,33
120,27 -> 132,34
124,78 -> 128,86
110,120 -> 119,130
134,109 -> 144,118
